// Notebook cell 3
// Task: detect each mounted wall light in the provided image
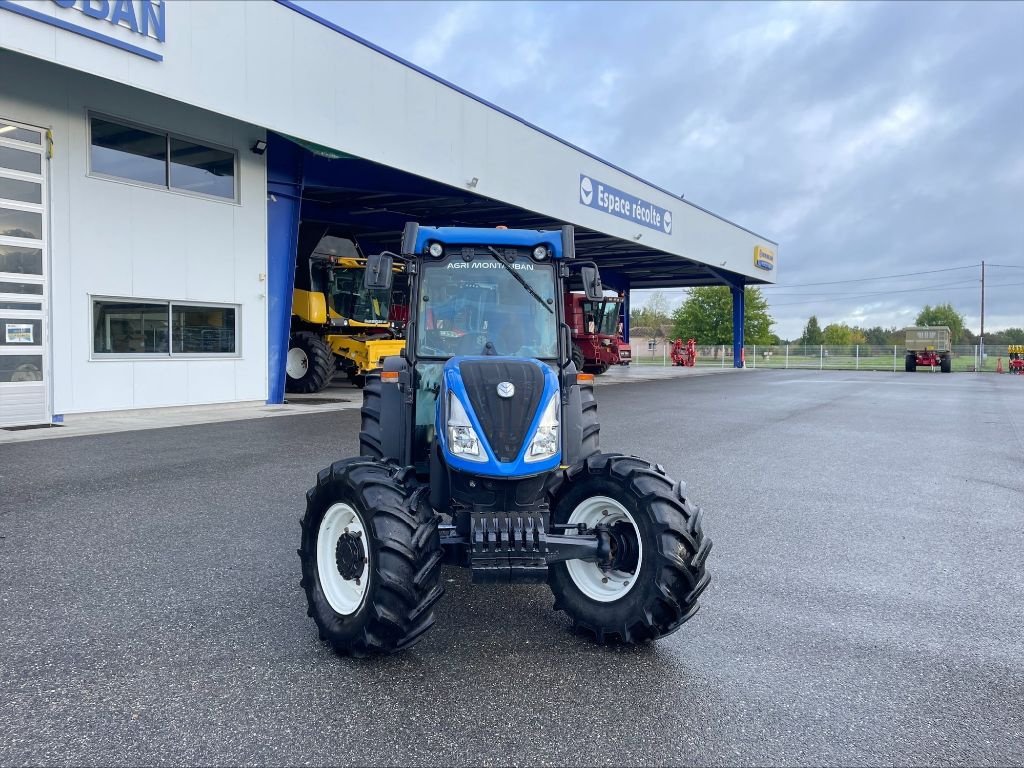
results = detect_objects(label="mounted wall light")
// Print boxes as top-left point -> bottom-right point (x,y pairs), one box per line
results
251,139 -> 268,155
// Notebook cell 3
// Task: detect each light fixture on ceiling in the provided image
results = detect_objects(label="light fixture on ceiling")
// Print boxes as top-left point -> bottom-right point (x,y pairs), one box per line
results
467,177 -> 479,188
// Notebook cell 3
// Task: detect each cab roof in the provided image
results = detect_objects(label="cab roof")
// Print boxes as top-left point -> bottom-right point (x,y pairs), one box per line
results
410,226 -> 565,259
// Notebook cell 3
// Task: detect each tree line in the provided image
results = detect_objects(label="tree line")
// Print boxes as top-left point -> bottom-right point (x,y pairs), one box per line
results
630,292 -> 1024,347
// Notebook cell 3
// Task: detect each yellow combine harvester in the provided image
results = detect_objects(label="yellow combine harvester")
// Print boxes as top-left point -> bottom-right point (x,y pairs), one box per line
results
287,230 -> 405,393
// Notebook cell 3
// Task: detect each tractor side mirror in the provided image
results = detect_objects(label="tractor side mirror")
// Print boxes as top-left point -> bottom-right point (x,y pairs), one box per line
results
580,264 -> 603,301
364,253 -> 394,291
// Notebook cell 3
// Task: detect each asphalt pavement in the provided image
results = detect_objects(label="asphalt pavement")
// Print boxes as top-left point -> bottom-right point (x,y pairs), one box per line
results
1,370 -> 1022,766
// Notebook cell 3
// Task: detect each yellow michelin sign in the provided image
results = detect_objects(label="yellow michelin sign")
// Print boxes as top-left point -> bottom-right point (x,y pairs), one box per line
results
754,245 -> 775,271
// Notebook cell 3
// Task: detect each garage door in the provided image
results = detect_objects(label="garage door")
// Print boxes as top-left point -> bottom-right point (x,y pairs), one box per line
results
0,118 -> 49,428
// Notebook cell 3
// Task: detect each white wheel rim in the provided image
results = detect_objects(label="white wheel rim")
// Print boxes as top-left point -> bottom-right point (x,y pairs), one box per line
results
565,495 -> 642,603
286,347 -> 309,379
316,503 -> 369,615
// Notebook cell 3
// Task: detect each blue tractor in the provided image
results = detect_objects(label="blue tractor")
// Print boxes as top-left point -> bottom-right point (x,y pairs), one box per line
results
298,224 -> 711,655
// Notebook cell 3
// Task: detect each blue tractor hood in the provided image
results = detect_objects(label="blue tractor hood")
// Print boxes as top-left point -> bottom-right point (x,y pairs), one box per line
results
437,356 -> 561,477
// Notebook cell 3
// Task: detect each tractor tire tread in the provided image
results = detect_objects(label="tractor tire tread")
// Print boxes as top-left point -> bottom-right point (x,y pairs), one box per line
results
359,374 -> 384,459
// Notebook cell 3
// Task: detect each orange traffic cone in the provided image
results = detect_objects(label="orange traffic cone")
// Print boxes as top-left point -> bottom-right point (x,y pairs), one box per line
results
996,357 -> 1003,374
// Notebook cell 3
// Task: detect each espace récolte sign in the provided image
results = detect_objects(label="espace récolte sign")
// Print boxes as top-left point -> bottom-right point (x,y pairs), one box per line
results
0,0 -> 166,61
579,174 -> 673,235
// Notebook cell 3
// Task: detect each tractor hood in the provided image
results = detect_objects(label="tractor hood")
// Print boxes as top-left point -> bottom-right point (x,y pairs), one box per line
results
437,356 -> 561,477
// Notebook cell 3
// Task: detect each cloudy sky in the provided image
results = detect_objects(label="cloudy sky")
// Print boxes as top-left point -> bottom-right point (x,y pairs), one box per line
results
299,0 -> 1024,338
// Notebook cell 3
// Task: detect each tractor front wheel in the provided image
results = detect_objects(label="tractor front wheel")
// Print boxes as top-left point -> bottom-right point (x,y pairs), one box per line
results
298,458 -> 443,656
547,453 -> 711,644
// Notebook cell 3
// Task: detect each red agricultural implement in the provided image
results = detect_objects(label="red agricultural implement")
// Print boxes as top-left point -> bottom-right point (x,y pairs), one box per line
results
1009,345 -> 1024,375
671,338 -> 697,367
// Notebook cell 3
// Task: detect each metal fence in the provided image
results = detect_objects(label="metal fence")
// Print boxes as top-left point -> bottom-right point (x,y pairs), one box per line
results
632,341 -> 1013,372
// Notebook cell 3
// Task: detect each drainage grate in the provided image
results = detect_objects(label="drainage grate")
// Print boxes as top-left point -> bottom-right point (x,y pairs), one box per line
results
285,398 -> 351,405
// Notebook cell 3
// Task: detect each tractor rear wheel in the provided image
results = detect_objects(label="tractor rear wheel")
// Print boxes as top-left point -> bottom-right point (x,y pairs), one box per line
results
358,374 -> 383,459
286,332 -> 334,393
905,354 -> 917,373
298,458 -> 443,656
940,356 -> 952,373
572,344 -> 585,373
579,377 -> 600,460
546,453 -> 711,644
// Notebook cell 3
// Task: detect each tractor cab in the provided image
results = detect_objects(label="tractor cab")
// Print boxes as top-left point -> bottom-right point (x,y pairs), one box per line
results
297,223 -> 711,657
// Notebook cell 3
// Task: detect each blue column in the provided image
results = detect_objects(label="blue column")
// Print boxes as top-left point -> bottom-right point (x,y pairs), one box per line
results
731,284 -> 745,368
622,287 -> 630,342
266,134 -> 303,404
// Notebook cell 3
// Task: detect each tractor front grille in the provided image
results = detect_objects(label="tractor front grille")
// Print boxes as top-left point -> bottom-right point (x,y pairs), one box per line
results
459,359 -> 545,463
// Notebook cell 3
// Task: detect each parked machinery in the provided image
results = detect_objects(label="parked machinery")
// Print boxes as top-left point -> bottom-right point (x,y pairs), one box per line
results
564,292 -> 631,374
671,338 -> 698,367
904,326 -> 952,373
297,224 -> 711,656
286,225 -> 405,392
1009,345 -> 1024,375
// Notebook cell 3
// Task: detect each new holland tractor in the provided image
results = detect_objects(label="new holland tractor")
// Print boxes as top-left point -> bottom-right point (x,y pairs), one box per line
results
298,224 -> 711,656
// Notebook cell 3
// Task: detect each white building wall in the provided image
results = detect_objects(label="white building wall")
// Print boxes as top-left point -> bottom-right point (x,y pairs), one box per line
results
0,50 -> 267,414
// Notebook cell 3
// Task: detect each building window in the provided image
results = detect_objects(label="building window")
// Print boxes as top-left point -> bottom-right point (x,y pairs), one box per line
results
88,115 -> 237,201
169,138 -> 235,199
171,304 -> 236,354
92,298 -> 239,357
90,117 -> 167,187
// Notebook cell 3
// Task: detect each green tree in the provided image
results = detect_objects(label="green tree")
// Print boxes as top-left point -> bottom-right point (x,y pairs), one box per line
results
915,303 -> 966,343
862,325 -> 901,346
801,315 -> 824,346
822,323 -> 867,345
630,290 -> 672,337
670,286 -> 775,345
986,327 -> 1024,344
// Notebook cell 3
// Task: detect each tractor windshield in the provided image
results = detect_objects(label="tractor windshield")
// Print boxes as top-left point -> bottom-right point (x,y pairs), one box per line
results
331,266 -> 390,324
416,253 -> 558,358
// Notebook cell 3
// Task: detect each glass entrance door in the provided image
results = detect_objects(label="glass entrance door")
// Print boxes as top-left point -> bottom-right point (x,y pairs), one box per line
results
0,118 -> 49,427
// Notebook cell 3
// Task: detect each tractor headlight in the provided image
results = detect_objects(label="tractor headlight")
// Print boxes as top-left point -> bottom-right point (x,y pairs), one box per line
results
532,245 -> 549,260
525,394 -> 559,462
447,393 -> 486,462
428,242 -> 444,258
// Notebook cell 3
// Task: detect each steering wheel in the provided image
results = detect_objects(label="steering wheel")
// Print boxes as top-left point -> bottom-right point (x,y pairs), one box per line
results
455,333 -> 485,356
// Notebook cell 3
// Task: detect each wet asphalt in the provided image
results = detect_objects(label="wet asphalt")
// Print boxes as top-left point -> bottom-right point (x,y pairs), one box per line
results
1,370 -> 1022,766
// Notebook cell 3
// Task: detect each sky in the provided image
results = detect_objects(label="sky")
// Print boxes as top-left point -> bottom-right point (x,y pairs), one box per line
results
298,0 -> 1024,338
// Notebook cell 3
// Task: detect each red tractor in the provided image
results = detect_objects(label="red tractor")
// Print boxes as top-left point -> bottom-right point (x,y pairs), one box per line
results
564,292 -> 631,374
671,338 -> 698,367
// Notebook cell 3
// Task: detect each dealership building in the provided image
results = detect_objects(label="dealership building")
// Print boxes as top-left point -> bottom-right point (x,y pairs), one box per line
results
0,0 -> 777,428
